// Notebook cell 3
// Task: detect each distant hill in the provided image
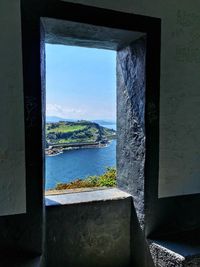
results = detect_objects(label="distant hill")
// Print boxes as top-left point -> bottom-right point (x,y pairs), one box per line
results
46,116 -> 75,123
46,116 -> 116,125
46,120 -> 116,146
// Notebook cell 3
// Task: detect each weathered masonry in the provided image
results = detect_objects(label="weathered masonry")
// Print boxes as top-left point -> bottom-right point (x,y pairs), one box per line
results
0,1 -> 200,267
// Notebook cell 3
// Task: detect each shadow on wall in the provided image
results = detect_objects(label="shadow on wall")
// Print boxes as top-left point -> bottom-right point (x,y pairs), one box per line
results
131,202 -> 155,267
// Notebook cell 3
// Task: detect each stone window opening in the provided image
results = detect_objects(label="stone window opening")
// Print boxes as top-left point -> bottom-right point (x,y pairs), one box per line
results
44,43 -> 117,194
41,17 -> 148,205
19,2 -> 161,266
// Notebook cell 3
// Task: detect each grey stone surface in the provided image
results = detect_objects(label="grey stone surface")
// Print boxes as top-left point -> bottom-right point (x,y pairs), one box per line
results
149,240 -> 200,267
150,239 -> 200,258
45,198 -> 131,267
42,17 -> 143,51
45,188 -> 131,206
117,37 -> 146,226
149,241 -> 185,267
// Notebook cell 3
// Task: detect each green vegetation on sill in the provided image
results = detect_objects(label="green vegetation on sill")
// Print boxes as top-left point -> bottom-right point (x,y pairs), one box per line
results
55,167 -> 116,190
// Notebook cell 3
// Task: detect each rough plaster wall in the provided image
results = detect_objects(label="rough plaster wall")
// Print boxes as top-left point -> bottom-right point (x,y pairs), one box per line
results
63,0 -> 200,197
117,38 -> 146,226
0,0 -> 26,215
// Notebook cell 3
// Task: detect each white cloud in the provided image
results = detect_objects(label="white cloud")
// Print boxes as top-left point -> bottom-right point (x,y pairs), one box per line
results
46,103 -> 85,119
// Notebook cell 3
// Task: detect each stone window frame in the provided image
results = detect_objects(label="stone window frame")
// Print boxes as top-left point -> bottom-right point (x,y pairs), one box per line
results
21,1 -> 161,237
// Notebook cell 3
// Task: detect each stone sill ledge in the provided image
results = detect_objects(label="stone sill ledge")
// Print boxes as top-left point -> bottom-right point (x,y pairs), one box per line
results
149,239 -> 200,266
45,186 -> 111,196
45,188 -> 131,206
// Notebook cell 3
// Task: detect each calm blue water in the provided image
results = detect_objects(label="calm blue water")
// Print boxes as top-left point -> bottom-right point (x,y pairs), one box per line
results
45,139 -> 116,190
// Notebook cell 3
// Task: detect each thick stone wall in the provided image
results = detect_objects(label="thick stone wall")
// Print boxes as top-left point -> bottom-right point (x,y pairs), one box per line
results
45,198 -> 131,267
117,37 -> 146,226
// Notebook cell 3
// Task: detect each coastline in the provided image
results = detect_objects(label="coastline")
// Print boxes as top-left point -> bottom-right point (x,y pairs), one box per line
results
45,140 -> 113,156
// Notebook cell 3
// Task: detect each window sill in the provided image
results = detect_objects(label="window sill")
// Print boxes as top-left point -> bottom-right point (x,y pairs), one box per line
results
45,188 -> 131,206
149,238 -> 200,266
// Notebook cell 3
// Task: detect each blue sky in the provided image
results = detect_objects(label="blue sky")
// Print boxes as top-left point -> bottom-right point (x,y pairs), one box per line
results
45,44 -> 116,121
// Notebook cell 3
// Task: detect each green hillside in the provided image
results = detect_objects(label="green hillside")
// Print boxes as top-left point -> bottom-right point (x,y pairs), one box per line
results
46,120 -> 116,146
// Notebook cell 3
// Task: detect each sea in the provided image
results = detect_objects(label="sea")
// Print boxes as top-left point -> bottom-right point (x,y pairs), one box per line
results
45,124 -> 116,190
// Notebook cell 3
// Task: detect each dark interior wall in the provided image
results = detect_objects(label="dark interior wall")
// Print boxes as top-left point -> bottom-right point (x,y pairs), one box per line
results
145,28 -> 200,235
147,193 -> 200,237
45,199 -> 131,267
0,0 -> 44,258
131,205 -> 155,267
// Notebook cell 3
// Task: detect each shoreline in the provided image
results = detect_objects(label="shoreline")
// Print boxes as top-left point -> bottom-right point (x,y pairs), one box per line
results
45,140 -> 113,156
